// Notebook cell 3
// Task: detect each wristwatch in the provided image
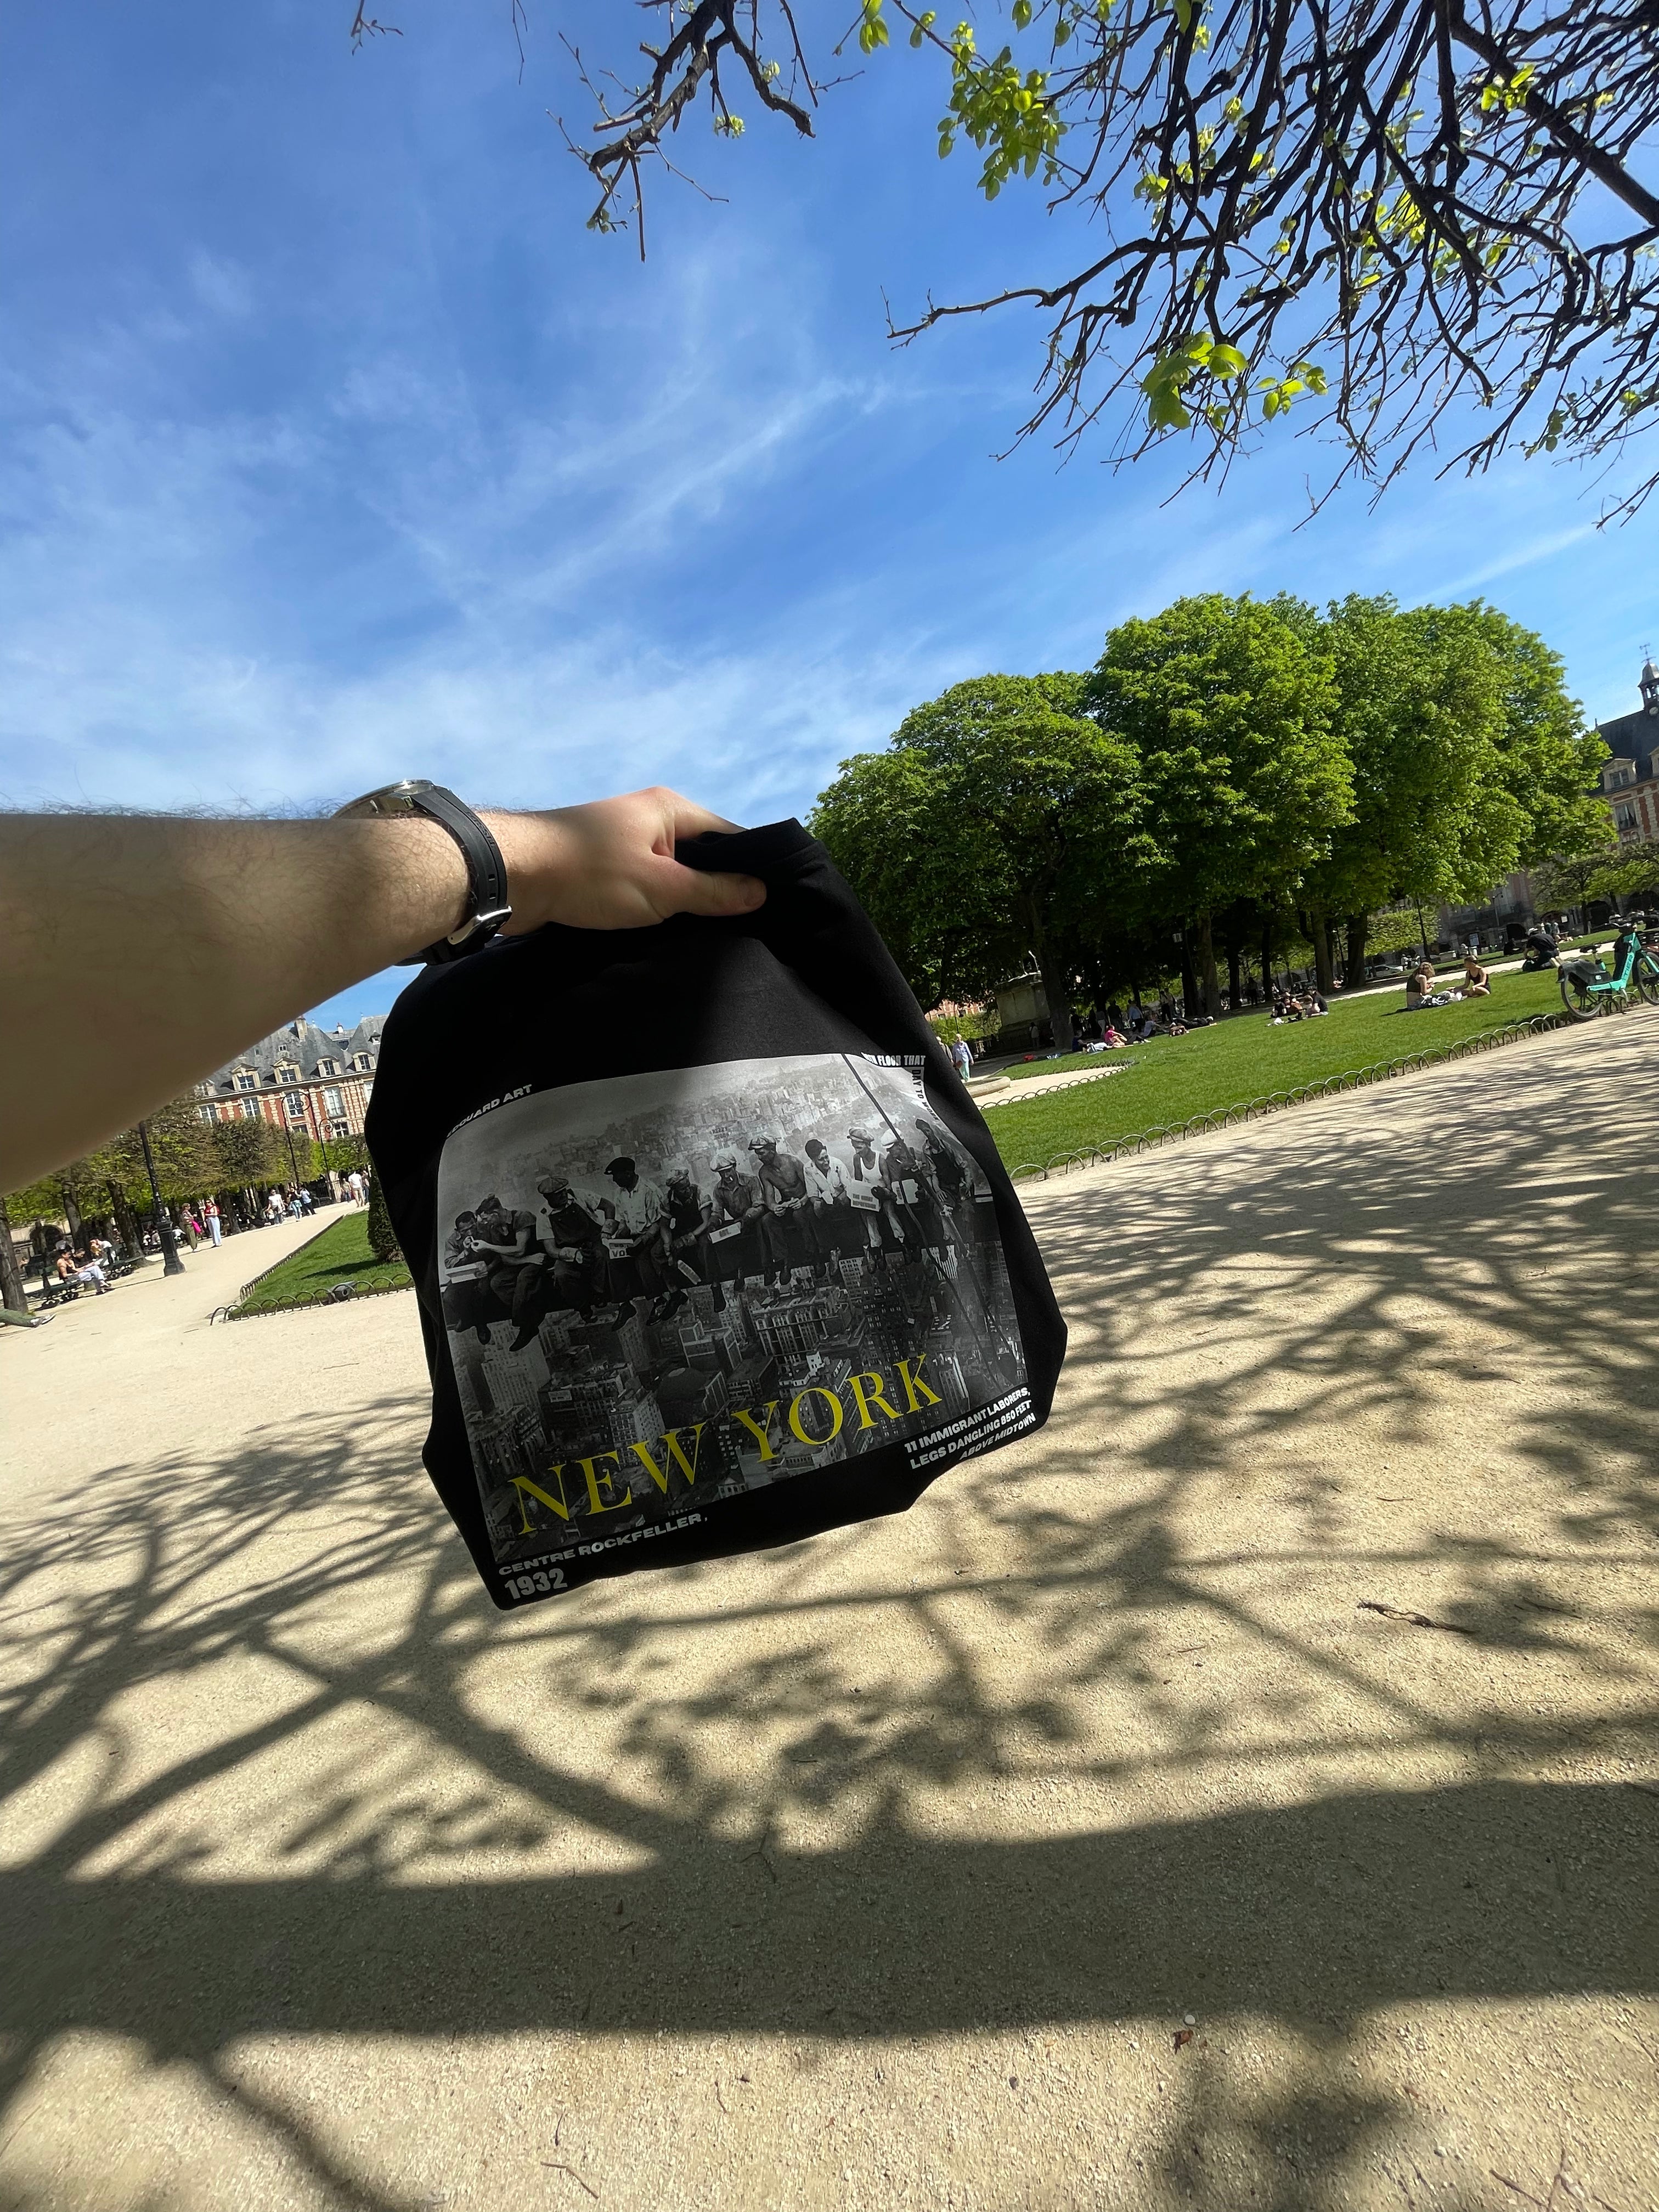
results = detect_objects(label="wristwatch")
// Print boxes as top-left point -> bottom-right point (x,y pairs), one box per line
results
335,780 -> 512,964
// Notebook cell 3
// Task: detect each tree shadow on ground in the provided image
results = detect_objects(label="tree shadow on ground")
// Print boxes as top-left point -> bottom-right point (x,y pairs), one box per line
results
3,1030 -> 1657,2210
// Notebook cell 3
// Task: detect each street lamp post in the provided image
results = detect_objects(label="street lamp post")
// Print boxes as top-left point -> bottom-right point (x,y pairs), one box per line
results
136,1119 -> 186,1277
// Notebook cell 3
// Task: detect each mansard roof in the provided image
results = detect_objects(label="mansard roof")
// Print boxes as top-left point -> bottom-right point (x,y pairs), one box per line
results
1596,703 -> 1659,780
208,1013 -> 387,1094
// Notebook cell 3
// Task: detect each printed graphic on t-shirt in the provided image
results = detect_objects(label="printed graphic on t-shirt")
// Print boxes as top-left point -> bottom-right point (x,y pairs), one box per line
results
435,1052 -> 1031,1579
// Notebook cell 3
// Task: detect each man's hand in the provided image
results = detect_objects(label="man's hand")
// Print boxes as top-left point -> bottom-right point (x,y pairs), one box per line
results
486,788 -> 765,934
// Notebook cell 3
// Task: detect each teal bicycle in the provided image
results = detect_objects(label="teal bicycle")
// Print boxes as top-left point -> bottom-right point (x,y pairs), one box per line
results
1560,917 -> 1659,1020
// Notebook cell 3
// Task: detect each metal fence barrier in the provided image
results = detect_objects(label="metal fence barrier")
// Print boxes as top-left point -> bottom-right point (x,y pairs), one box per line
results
1006,1004 -> 1633,1184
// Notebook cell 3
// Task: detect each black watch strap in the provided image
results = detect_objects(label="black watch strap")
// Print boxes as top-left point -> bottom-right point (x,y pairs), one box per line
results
334,780 -> 512,964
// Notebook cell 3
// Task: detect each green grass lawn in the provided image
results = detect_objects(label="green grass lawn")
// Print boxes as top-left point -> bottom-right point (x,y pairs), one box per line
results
982,966 -> 1577,1173
231,1210 -> 413,1316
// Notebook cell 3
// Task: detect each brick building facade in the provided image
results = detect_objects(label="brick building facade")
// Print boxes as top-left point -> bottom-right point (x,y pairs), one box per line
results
198,1015 -> 385,1152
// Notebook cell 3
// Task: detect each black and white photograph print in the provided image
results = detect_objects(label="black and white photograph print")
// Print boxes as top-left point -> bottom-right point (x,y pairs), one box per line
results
435,1052 -> 1028,1569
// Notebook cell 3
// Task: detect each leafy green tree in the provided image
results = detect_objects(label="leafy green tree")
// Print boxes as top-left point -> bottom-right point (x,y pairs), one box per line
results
1086,596 -> 1351,1012
106,1101 -> 221,1209
1307,597 -> 1609,985
320,1131 -> 371,1179
814,672 -> 1149,1051
1424,603 -> 1612,866
1531,849 -> 1613,916
212,1114 -> 283,1196
3,1154 -> 114,1241
1577,840 -> 1659,906
1308,596 -> 1521,987
811,748 -> 1000,1015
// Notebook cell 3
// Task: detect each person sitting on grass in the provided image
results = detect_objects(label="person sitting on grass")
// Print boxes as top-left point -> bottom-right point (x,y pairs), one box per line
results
1460,954 -> 1491,1000
1406,958 -> 1457,1010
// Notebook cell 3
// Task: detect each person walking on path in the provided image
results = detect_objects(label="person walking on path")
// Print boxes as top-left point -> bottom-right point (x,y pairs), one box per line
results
949,1036 -> 973,1082
204,1197 -> 222,1248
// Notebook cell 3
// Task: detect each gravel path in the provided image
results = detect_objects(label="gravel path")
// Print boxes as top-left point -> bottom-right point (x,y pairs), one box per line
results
2,1030 -> 1656,2212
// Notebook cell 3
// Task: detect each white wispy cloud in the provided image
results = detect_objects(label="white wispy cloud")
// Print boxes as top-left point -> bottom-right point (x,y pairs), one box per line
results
0,270 -> 954,820
5,195 -> 1659,836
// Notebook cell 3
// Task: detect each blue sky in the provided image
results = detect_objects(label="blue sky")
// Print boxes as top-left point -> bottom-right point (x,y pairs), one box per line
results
5,2 -> 1657,1030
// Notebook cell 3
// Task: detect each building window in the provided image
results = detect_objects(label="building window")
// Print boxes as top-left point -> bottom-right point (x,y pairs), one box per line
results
234,1071 -> 257,1092
238,1098 -> 261,1120
324,1087 -> 345,1116
197,1104 -> 217,1126
330,1120 -> 349,1140
1617,805 -> 1638,833
317,1058 -> 337,1077
284,1092 -> 307,1121
276,1063 -> 300,1084
353,1053 -> 372,1072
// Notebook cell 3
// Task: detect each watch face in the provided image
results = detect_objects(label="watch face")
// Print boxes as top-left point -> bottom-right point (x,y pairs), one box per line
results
335,778 -> 433,818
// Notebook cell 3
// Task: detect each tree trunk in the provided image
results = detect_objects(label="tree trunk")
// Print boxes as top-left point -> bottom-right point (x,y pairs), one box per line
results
1344,913 -> 1368,991
1178,927 -> 1200,1021
1023,891 -> 1074,1053
1226,939 -> 1242,1013
0,1206 -> 28,1316
107,1180 -> 142,1256
1260,913 -> 1276,997
1310,910 -> 1335,996
1036,946 -> 1075,1054
1195,912 -> 1222,1017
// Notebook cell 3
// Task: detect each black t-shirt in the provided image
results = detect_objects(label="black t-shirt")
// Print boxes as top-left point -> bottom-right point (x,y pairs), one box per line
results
369,819 -> 1066,1609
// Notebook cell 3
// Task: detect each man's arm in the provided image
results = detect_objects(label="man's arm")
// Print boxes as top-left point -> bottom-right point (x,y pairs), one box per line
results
0,787 -> 763,1188
473,1234 -> 531,1260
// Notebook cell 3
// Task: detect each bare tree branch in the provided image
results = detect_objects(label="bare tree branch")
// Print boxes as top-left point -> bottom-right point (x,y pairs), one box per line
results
360,1 -> 1659,514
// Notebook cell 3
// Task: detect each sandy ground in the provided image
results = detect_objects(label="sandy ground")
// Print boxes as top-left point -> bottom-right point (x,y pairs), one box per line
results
1,1028 -> 1656,2212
